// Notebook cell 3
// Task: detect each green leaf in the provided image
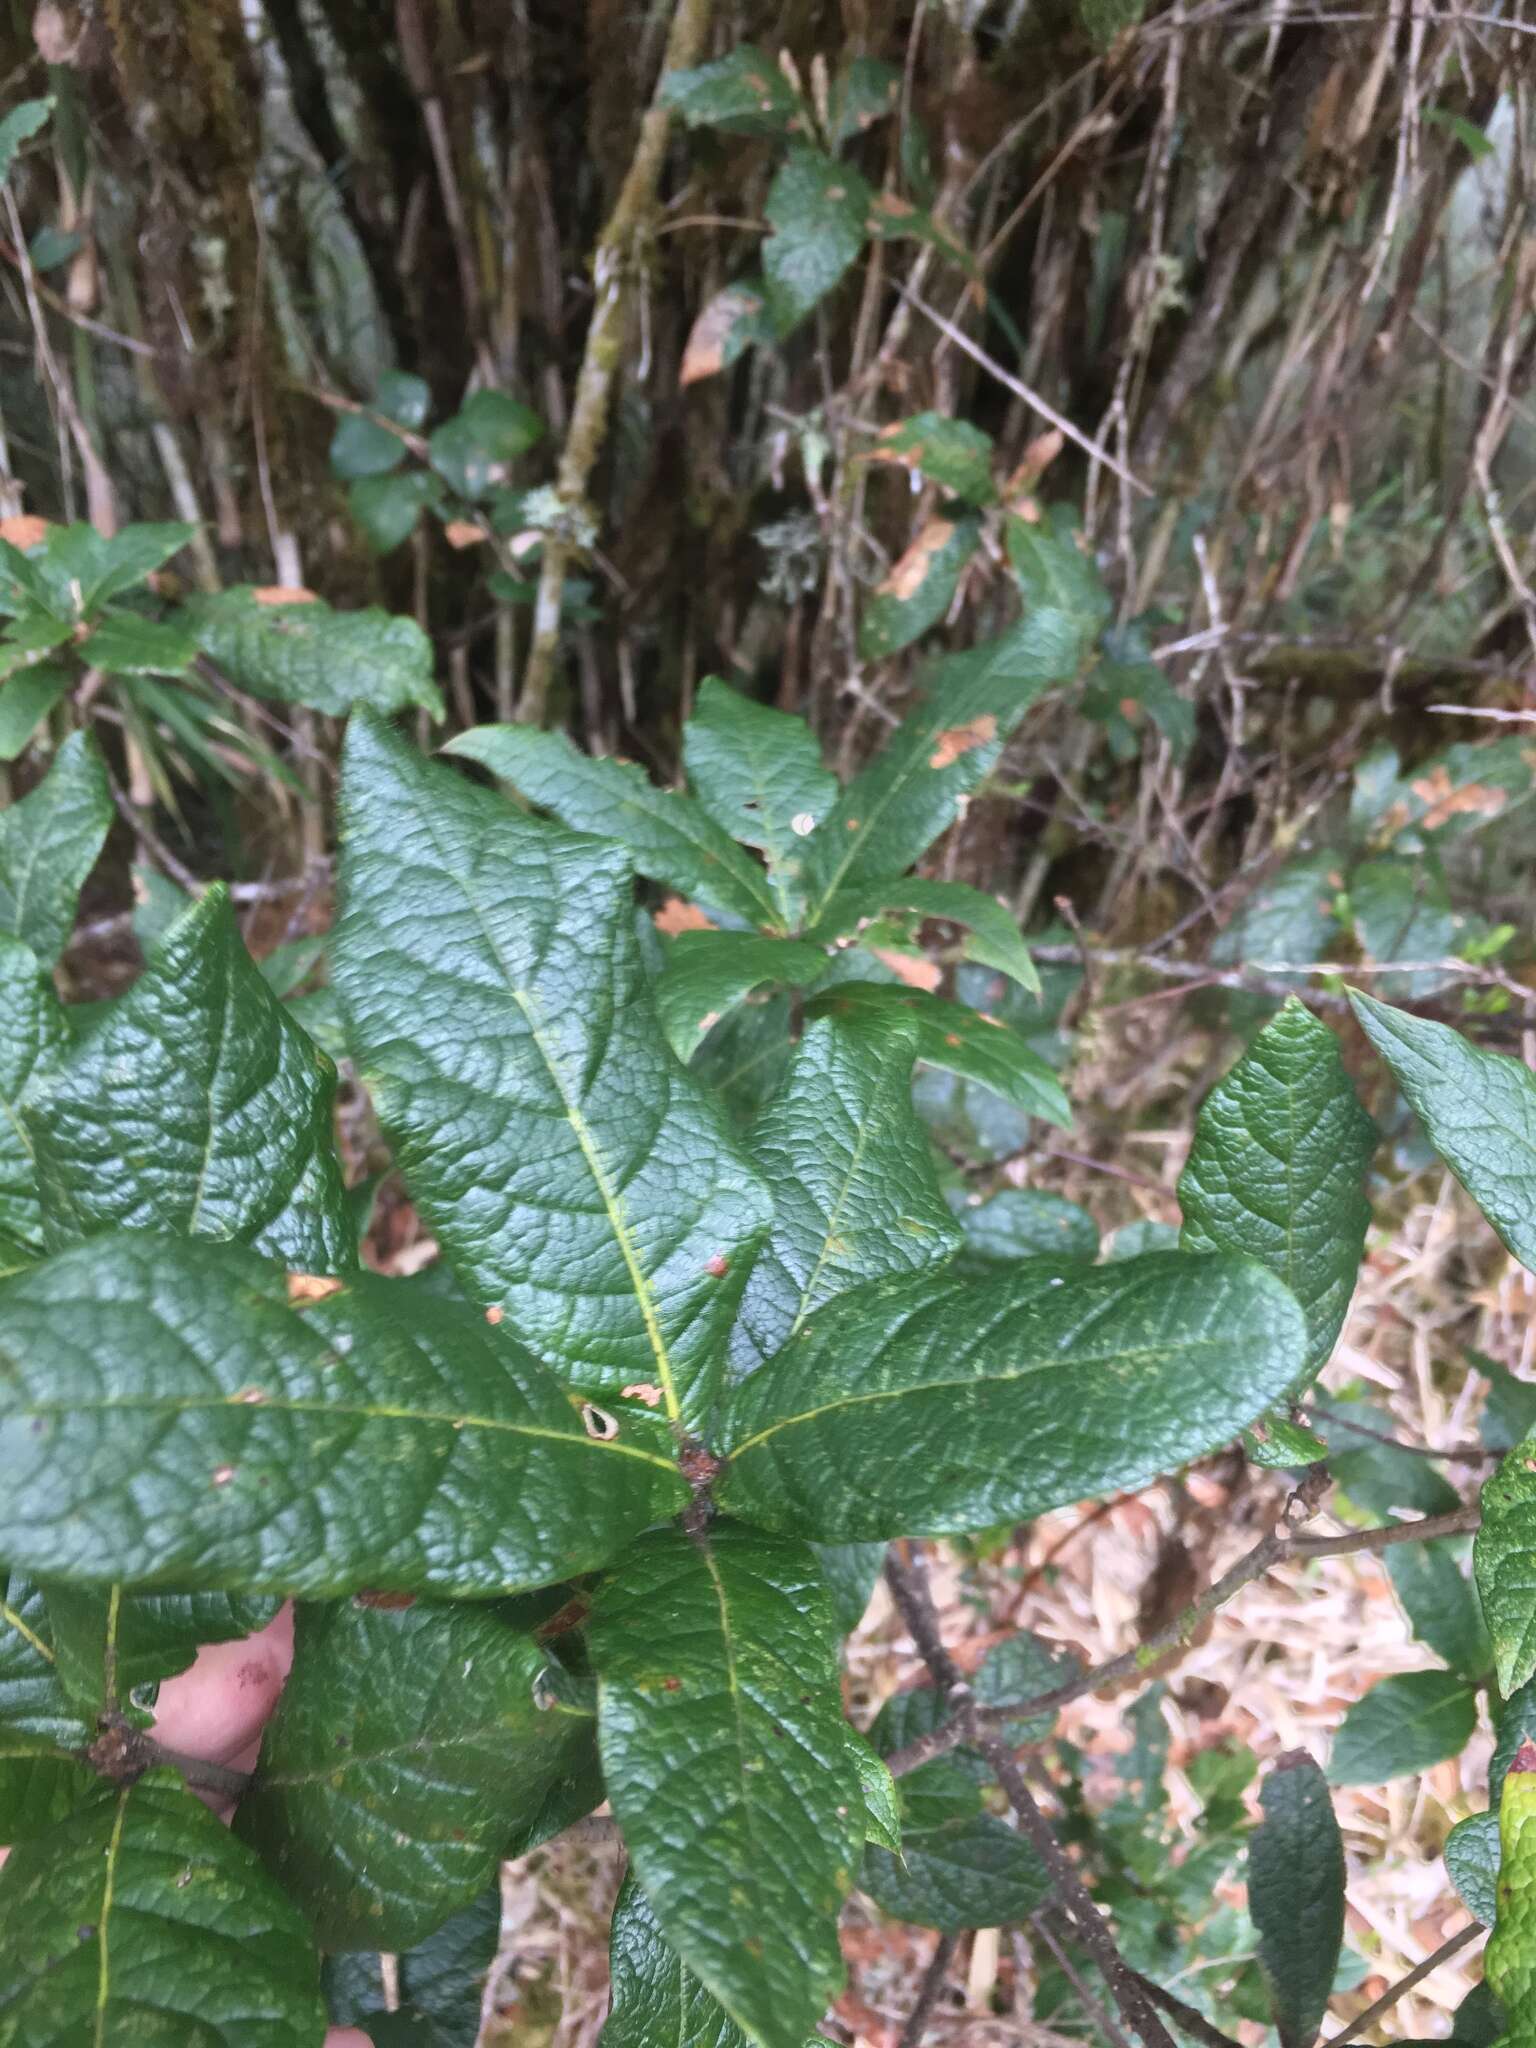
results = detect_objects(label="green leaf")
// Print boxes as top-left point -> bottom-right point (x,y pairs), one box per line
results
813,1540 -> 886,1635
719,1252 -> 1307,1541
84,612 -> 198,677
949,1187 -> 1097,1264
41,1584 -> 278,1726
187,588 -> 444,718
77,523 -> 197,610
329,371 -> 430,478
0,729 -> 112,966
1006,506 -> 1110,658
845,1724 -> 902,1850
348,470 -> 437,553
1475,1351 -> 1536,1454
0,933 -> 64,1257
0,1574 -> 96,1842
659,45 -> 802,135
730,1009 -> 960,1377
655,931 -> 827,1064
1349,857 -> 1463,997
601,1872 -> 750,2048
236,1597 -> 584,1949
338,715 -> 772,1426
1178,999 -> 1376,1387
0,98 -> 52,185
324,1887 -> 500,2044
587,1523 -> 861,2048
859,515 -> 980,661
1424,106 -> 1494,160
1477,1449 -> 1536,1694
829,56 -> 901,144
0,1232 -> 687,1596
428,391 -> 543,500
974,1630 -> 1083,1741
1077,0 -> 1146,43
861,1687 -> 1049,1932
1244,1412 -> 1329,1469
1211,851 -> 1340,999
680,283 -> 776,383
682,677 -> 838,922
1447,1809 -> 1500,1925
26,885 -> 353,1273
1249,1751 -> 1344,2048
1385,1537 -> 1490,1680
0,662 -> 69,760
806,980 -> 1070,1128
0,1770 -> 328,2044
809,877 -> 1038,993
803,617 -> 1081,911
446,722 -> 783,929
1350,992 -> 1536,1277
763,147 -> 871,331
867,413 -> 995,506
1325,1671 -> 1477,1785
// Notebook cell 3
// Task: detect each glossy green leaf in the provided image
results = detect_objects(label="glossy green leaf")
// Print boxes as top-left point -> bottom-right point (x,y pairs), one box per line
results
845,1724 -> 901,1850
973,1631 -> 1083,1742
1245,1412 -> 1329,1469
1484,1744 -> 1536,2037
803,617 -> 1081,911
1249,1752 -> 1344,2048
1351,993 -> 1536,1276
0,933 -> 64,1257
1349,857 -> 1463,997
41,1584 -> 279,1726
0,1574 -> 94,1844
1178,999 -> 1376,1386
71,522 -> 197,610
0,1232 -> 687,1596
27,885 -> 352,1272
0,662 -> 68,760
0,729 -> 112,966
719,1252 -> 1307,1541
1385,1537 -> 1490,1680
0,98 -> 52,185
810,877 -> 1038,993
763,147 -> 871,331
337,714 -> 772,1425
446,722 -> 782,929
1477,1448 -> 1536,1694
348,470 -> 437,553
85,612 -> 198,677
1211,850 -> 1340,1004
187,589 -> 444,718
655,932 -> 827,1063
867,413 -> 995,505
949,1187 -> 1097,1264
1006,506 -> 1109,659
659,45 -> 801,135
861,1687 -> 1049,1932
236,1597 -> 584,1949
0,1770 -> 327,2044
324,1887 -> 500,2044
329,371 -> 429,478
1447,1809 -> 1500,1925
601,1872 -> 750,2048
730,1010 -> 959,1377
682,678 -> 838,923
859,515 -> 980,661
806,980 -> 1070,1127
588,1523 -> 861,2048
1325,1671 -> 1477,1785
428,391 -> 543,500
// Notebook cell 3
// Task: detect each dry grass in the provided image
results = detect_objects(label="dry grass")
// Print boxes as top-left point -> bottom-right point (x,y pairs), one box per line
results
469,1154 -> 1525,2047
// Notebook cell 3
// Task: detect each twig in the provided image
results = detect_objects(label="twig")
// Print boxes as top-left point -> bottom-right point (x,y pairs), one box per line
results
1128,1968 -> 1245,2048
883,1493 -> 1481,1781
897,1933 -> 959,2048
897,285 -> 1152,498
1322,1922 -> 1484,2047
520,0 -> 716,725
884,1550 -> 1177,2048
1031,1914 -> 1135,2048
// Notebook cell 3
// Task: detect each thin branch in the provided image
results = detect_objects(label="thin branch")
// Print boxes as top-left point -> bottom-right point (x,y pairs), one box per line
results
1031,1915 -> 1136,2048
1323,1922 -> 1484,2047
519,0 -> 716,725
897,1933 -> 959,2048
1128,1968 -> 1245,2048
883,1494 -> 1481,1782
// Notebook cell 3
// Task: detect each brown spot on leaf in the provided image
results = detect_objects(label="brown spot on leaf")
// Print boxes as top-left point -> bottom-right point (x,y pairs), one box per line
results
581,1403 -> 620,1441
287,1272 -> 344,1304
870,947 -> 941,992
928,713 -> 997,769
1005,430 -> 1065,498
704,1253 -> 730,1278
620,1381 -> 663,1408
443,519 -> 484,550
0,514 -> 50,551
231,1388 -> 267,1405
1410,765 -> 1508,832
680,286 -> 765,388
1512,1736 -> 1536,1774
211,1465 -> 236,1487
484,1304 -> 504,1325
663,1676 -> 682,1692
653,896 -> 716,936
250,585 -> 319,606
873,191 -> 915,218
353,1590 -> 417,1610
878,519 -> 955,601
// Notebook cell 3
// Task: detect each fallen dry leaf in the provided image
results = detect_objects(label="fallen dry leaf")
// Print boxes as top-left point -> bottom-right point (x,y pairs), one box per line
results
653,896 -> 716,935
928,712 -> 997,769
680,286 -> 764,388
1410,764 -> 1508,831
870,947 -> 941,991
877,519 -> 956,602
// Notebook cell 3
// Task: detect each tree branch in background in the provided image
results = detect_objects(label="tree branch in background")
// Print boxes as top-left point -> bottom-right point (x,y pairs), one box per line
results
1323,1922 -> 1484,2048
897,1933 -> 958,2048
519,0 -> 716,727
